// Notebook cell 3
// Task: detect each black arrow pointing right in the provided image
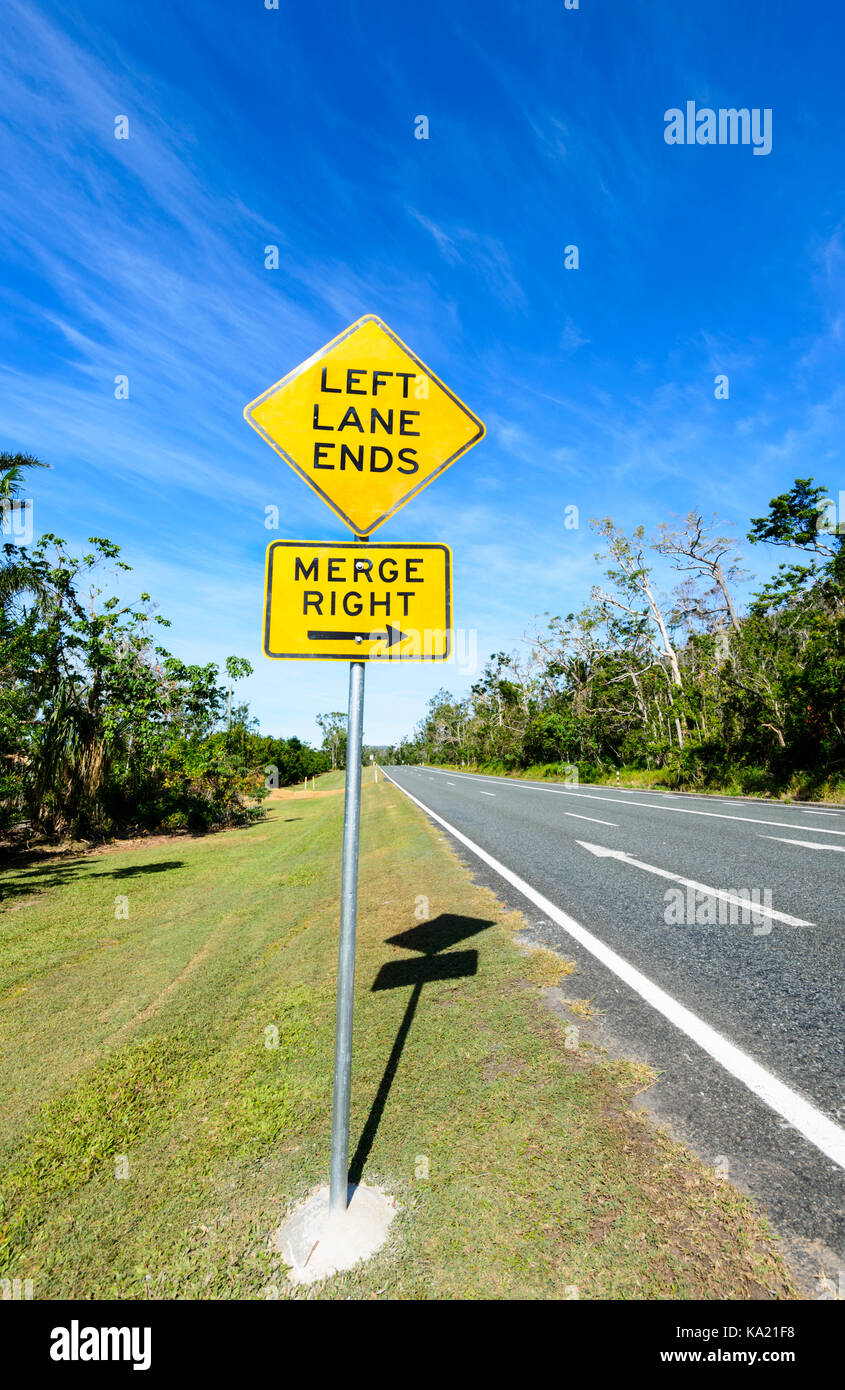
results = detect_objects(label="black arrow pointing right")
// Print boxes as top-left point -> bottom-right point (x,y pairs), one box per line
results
307,623 -> 407,648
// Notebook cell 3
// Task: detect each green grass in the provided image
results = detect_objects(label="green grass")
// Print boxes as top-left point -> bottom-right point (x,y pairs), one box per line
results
312,768 -> 355,790
0,781 -> 796,1299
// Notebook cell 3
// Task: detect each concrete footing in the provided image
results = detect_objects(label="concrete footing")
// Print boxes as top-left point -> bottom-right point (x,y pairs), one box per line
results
269,1184 -> 397,1285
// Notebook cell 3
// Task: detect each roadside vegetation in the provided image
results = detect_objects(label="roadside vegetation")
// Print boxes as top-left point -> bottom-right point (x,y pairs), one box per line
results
0,455 -> 332,846
0,775 -> 795,1299
386,480 -> 845,801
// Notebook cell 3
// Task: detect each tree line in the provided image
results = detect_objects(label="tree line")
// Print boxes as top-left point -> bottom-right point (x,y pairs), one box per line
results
0,455 -> 333,844
385,480 -> 845,797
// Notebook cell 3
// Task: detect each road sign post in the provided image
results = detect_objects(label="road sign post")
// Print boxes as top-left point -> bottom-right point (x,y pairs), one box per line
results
246,314 -> 484,1234
329,656 -> 365,1212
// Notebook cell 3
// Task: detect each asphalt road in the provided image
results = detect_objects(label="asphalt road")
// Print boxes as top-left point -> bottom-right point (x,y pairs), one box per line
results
382,764 -> 845,1285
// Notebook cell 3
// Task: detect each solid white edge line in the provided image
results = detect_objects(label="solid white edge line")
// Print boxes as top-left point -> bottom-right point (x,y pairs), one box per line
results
381,767 -> 845,1172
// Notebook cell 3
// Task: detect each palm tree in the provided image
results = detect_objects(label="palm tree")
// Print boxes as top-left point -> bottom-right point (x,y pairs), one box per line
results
0,451 -> 51,501
0,451 -> 51,611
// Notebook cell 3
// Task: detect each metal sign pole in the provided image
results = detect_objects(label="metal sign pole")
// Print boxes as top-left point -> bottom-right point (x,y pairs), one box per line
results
329,656 -> 365,1213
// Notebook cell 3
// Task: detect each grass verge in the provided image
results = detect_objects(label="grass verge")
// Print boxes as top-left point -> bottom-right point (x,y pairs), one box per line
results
0,778 -> 795,1299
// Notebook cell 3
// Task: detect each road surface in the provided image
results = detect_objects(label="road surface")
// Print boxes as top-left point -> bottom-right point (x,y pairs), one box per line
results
382,764 -> 845,1284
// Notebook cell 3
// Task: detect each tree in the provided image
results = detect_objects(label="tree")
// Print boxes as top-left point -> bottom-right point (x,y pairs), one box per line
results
0,451 -> 51,501
316,711 -> 347,769
1,532 -> 261,838
653,510 -> 744,634
0,456 -> 336,838
0,453 -> 52,613
590,518 -> 686,750
223,655 -> 254,751
748,477 -> 845,608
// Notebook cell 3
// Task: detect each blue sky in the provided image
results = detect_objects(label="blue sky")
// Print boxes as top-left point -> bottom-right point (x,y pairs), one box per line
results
2,0 -> 845,746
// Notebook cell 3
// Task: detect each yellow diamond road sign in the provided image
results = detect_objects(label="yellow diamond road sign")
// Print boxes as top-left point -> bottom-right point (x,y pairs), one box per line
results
244,315 -> 484,536
264,540 -> 452,661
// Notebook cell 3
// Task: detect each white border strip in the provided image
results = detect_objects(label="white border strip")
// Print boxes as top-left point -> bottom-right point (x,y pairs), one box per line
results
381,768 -> 845,1171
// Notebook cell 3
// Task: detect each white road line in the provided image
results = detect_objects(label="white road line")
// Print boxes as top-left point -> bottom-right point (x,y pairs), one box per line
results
564,812 -> 618,827
578,841 -> 814,927
479,791 -> 496,797
760,835 -> 845,854
421,767 -> 845,837
795,809 -> 840,817
381,768 -> 845,1172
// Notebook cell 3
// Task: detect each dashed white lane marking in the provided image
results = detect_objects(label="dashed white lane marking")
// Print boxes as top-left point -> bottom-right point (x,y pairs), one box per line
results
479,791 -> 496,797
578,840 -> 814,926
381,768 -> 845,1172
760,835 -> 845,854
420,767 -> 845,837
564,812 -> 618,827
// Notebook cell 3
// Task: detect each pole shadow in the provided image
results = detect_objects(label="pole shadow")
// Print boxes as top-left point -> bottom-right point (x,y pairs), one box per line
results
347,913 -> 494,1187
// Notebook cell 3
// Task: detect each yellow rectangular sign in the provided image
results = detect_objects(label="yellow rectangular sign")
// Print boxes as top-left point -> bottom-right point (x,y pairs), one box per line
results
244,315 -> 484,536
263,540 -> 452,661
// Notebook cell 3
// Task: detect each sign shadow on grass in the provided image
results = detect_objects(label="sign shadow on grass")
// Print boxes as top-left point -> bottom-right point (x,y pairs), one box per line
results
347,913 -> 494,1188
0,858 -> 185,900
